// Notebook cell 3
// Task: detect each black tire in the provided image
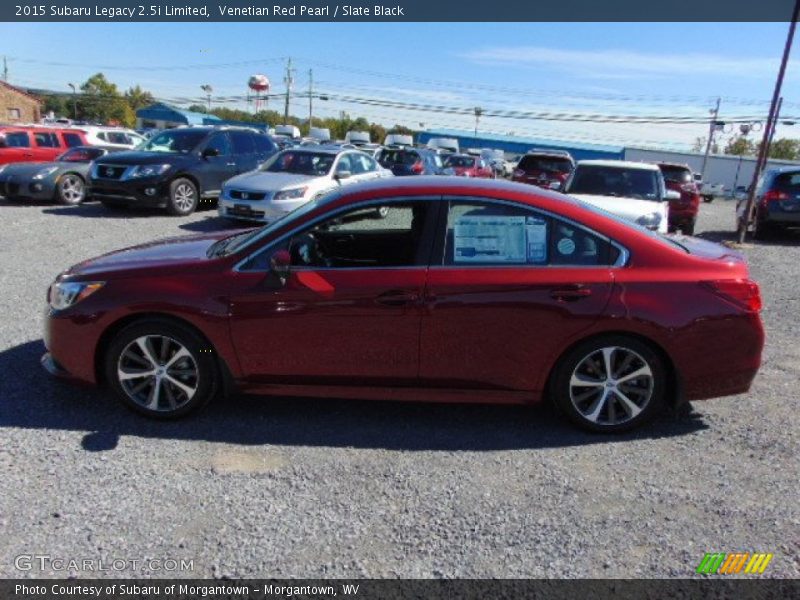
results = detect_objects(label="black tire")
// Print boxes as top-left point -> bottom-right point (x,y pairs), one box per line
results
55,173 -> 86,205
167,178 -> 198,216
682,220 -> 696,236
753,219 -> 776,241
552,335 -> 667,433
104,319 -> 218,419
703,195 -> 714,203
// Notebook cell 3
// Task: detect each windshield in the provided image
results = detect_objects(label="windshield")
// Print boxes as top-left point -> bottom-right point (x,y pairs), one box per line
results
659,165 -> 692,184
518,155 -> 572,173
139,130 -> 207,154
444,155 -> 476,168
569,165 -> 660,201
208,194 -> 329,258
262,150 -> 335,176
58,148 -> 104,162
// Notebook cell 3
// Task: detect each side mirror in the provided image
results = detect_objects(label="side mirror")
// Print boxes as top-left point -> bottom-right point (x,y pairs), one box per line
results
335,170 -> 352,181
202,147 -> 220,159
270,249 -> 291,282
664,190 -> 681,201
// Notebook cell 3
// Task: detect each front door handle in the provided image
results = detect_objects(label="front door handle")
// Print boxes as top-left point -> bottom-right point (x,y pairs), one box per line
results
375,290 -> 420,307
226,162 -> 237,167
550,285 -> 592,301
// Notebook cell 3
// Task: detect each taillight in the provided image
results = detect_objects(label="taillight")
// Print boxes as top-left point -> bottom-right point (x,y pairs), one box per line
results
411,161 -> 424,174
763,189 -> 789,203
703,279 -> 762,312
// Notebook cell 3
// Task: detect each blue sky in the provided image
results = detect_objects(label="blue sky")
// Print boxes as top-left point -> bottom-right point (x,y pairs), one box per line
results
2,22 -> 799,150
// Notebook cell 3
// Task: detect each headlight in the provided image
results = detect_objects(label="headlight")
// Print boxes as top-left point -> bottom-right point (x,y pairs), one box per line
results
33,166 -> 59,180
48,281 -> 105,310
274,187 -> 308,200
635,212 -> 662,229
128,164 -> 170,178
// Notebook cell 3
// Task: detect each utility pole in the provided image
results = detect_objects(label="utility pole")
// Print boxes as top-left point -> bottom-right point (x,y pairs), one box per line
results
700,97 -> 720,181
2,56 -> 7,82
283,57 -> 294,123
738,0 -> 799,243
766,97 -> 784,153
474,106 -> 483,138
307,69 -> 313,130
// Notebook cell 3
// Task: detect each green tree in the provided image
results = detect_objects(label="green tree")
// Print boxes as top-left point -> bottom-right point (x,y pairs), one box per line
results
124,85 -> 154,111
723,135 -> 756,156
765,137 -> 800,160
79,73 -> 135,126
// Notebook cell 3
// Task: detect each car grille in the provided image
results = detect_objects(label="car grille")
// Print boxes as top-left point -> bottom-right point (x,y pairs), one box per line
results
93,164 -> 129,180
225,206 -> 265,218
229,190 -> 267,201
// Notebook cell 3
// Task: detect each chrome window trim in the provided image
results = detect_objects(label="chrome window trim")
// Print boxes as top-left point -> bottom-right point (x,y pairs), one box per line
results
436,195 -> 630,269
232,196 -> 439,273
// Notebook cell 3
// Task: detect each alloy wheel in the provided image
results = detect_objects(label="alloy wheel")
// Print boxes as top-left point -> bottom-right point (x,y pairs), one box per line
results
60,175 -> 84,203
173,183 -> 196,211
116,335 -> 199,412
568,346 -> 655,426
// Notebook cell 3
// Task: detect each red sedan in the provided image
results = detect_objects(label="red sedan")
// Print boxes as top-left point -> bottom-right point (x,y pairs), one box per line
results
42,178 -> 764,432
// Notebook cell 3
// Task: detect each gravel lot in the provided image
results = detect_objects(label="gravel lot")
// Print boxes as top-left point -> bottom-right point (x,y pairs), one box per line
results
0,197 -> 797,579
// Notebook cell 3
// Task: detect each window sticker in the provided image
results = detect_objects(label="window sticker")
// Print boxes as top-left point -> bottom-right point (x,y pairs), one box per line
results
453,216 -> 527,263
526,216 -> 548,264
557,237 -> 576,256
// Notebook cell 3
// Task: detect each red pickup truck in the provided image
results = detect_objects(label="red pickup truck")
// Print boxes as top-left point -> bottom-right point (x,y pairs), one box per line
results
0,126 -> 89,165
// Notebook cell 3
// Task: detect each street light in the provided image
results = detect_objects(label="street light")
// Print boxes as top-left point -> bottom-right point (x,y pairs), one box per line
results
67,83 -> 77,120
200,84 -> 213,113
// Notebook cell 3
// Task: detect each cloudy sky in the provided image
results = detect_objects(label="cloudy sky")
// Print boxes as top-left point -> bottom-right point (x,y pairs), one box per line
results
2,22 -> 799,150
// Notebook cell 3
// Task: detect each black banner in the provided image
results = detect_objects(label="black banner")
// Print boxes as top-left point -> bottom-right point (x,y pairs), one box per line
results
1,0 -> 799,22
2,580 -> 799,600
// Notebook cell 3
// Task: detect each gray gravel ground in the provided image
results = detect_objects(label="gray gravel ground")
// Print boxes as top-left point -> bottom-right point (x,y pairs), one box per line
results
0,197 -> 797,579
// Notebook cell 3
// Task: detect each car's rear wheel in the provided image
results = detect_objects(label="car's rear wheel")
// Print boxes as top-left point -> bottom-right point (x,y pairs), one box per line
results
167,178 -> 198,216
105,320 -> 217,418
753,219 -> 778,240
703,195 -> 714,203
553,336 -> 666,433
56,174 -> 85,205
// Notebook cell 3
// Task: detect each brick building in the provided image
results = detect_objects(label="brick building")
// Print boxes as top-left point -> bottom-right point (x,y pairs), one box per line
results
0,81 -> 41,124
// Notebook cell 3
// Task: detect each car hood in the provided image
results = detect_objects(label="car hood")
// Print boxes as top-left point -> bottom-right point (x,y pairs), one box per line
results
0,161 -> 63,177
93,151 -> 193,166
569,193 -> 666,220
224,170 -> 321,191
63,230 -> 249,277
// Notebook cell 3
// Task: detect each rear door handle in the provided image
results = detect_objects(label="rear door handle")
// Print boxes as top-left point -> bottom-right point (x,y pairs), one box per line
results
550,285 -> 592,301
376,290 -> 420,307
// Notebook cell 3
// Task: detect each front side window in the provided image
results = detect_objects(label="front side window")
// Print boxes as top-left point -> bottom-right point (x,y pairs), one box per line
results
335,154 -> 354,175
204,133 -> 231,156
351,153 -> 377,174
230,131 -> 255,155
443,201 -> 619,267
140,129 -> 207,153
58,147 -> 104,162
34,132 -> 60,148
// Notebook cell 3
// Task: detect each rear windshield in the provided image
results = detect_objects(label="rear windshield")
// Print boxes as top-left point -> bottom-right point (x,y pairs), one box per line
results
518,155 -> 572,173
773,172 -> 800,190
569,165 -> 660,201
444,155 -> 475,168
659,165 -> 693,183
378,149 -> 418,167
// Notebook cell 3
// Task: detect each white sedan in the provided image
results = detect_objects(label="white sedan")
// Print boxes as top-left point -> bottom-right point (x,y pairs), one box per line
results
218,146 -> 393,223
565,160 -> 676,233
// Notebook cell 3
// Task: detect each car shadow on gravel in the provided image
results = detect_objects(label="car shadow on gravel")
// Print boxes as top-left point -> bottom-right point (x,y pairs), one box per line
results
179,216 -> 254,233
41,204 -> 165,219
0,340 -> 709,454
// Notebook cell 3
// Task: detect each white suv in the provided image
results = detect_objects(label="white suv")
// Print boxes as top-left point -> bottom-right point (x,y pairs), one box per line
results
565,160 -> 677,233
79,126 -> 146,150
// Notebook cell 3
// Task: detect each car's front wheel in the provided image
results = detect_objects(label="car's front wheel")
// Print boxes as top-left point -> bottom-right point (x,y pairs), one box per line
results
553,336 -> 666,433
56,173 -> 86,205
105,320 -> 217,418
167,178 -> 198,216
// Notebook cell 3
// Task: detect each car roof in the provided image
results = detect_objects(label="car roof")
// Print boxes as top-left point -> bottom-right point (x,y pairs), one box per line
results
280,145 -> 348,156
765,165 -> 800,175
577,159 -> 661,171
655,162 -> 692,170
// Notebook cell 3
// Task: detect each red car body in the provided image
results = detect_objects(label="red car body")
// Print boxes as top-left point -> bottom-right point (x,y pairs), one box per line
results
0,126 -> 90,165
657,162 -> 701,234
512,151 -> 575,190
42,178 -> 764,429
444,154 -> 494,178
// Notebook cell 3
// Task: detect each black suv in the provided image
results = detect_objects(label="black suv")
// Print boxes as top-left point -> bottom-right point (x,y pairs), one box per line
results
376,146 -> 443,176
89,127 -> 278,215
738,166 -> 800,239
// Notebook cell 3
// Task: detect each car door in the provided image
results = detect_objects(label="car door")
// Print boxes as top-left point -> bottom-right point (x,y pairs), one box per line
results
0,131 -> 34,164
31,131 -> 62,162
197,132 -> 234,197
229,130 -> 259,174
228,199 -> 439,385
333,153 -> 358,185
419,197 -> 617,391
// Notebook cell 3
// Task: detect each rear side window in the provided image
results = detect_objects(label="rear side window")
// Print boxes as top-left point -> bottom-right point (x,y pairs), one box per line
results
773,172 -> 800,190
230,131 -> 256,154
659,166 -> 692,183
3,132 -> 30,147
62,133 -> 83,148
34,132 -> 60,148
518,155 -> 572,173
443,201 -> 618,267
